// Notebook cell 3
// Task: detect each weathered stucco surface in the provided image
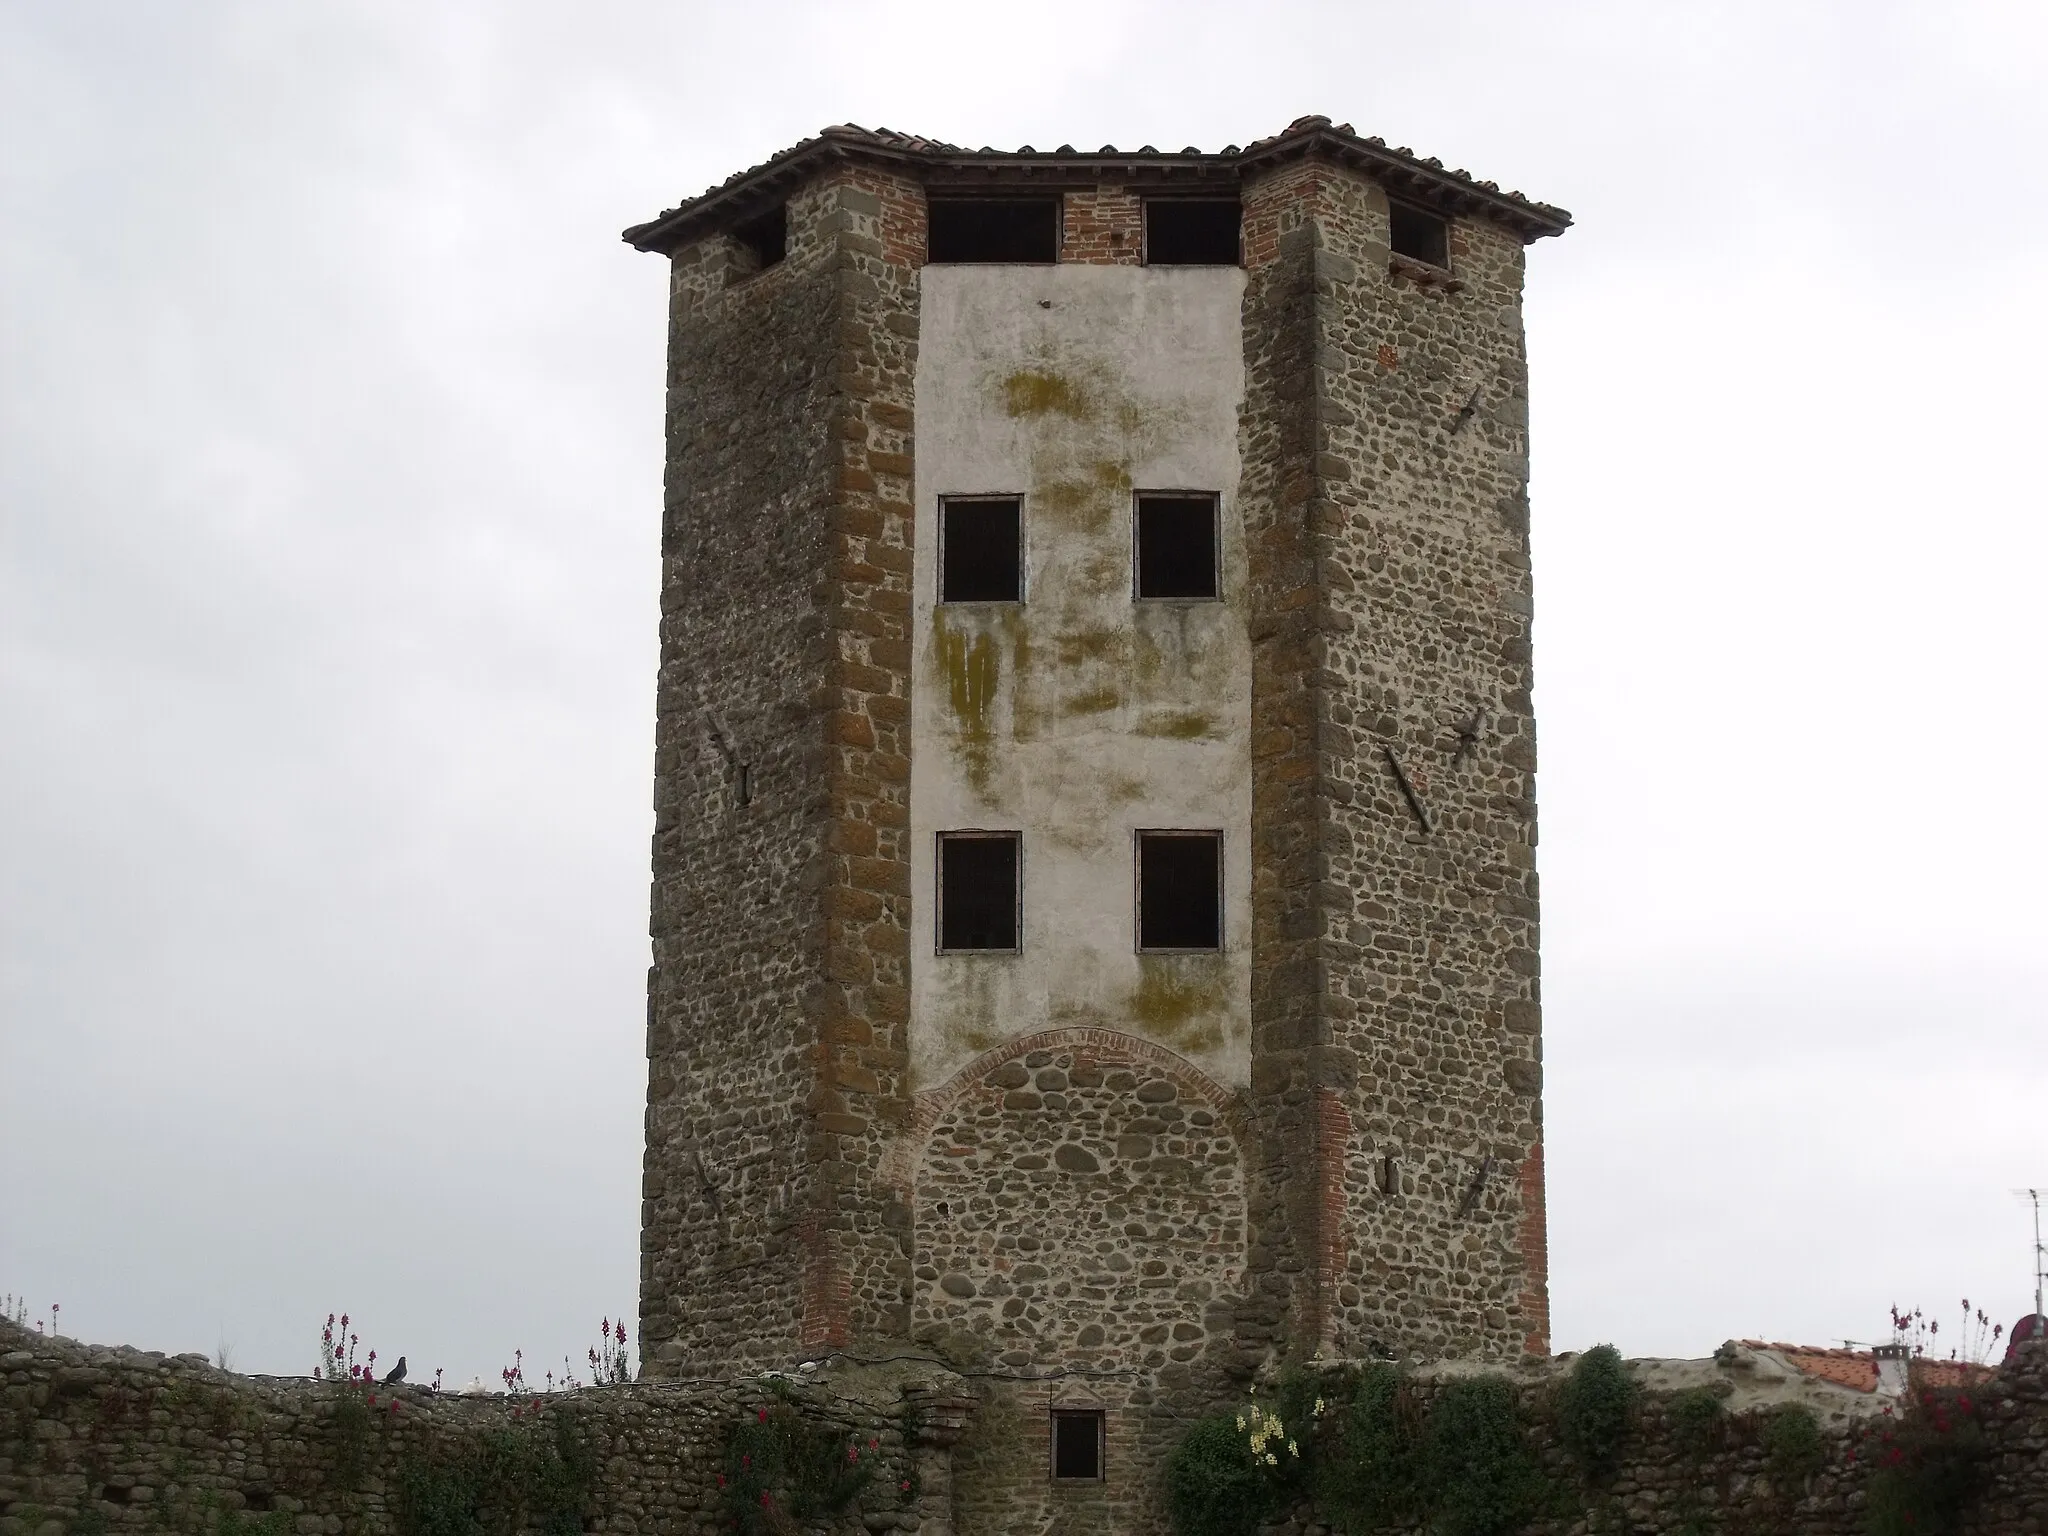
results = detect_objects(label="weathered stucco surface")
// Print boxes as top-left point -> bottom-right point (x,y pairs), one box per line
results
910,263 -> 1253,1092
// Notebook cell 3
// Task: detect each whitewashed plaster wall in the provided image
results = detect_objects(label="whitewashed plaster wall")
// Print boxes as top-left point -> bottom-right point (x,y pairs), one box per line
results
909,264 -> 1250,1091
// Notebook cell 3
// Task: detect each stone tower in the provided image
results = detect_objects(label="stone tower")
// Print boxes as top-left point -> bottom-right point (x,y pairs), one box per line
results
625,116 -> 1569,1527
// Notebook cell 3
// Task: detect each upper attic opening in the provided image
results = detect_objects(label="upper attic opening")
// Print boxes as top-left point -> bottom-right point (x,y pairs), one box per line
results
1143,199 -> 1241,265
927,198 -> 1060,263
1388,200 -> 1449,270
728,203 -> 787,278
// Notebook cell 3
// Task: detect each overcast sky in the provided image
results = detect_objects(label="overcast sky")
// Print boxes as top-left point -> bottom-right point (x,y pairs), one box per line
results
3,0 -> 2044,1388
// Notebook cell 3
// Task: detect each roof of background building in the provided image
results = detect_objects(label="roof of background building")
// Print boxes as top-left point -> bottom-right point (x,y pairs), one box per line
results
1740,1340 -> 2000,1393
622,115 -> 1573,256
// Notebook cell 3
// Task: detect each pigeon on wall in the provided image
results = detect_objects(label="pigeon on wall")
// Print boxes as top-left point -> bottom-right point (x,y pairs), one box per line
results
382,1356 -> 407,1384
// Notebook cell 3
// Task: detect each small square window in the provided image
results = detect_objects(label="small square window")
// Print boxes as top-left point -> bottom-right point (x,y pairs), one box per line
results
1051,1409 -> 1104,1481
1143,199 -> 1241,265
940,497 -> 1023,603
1136,832 -> 1222,952
732,204 -> 787,273
1134,493 -> 1219,600
938,833 -> 1020,953
1389,201 -> 1449,269
927,198 -> 1061,264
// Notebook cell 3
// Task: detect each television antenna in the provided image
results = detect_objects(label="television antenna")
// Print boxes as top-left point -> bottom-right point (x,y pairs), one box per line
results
2015,1188 -> 2046,1318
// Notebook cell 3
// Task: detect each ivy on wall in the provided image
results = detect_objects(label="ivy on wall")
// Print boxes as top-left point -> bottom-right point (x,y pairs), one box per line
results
395,1412 -> 595,1536
718,1399 -> 883,1536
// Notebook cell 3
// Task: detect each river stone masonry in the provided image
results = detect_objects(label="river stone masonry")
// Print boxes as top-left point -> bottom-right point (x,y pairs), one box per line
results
625,115 -> 1573,1531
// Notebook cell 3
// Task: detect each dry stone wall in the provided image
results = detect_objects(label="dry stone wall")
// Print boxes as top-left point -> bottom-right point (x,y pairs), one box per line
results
1248,1344 -> 2048,1536
0,1322 -> 968,1536
8,1324 -> 2042,1536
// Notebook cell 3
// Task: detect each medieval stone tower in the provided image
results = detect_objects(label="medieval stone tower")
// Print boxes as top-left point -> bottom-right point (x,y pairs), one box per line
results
625,116 -> 1568,1527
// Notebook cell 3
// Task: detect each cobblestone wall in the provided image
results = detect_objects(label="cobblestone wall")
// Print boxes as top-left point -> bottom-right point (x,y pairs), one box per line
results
0,1323 -> 969,1536
8,1326 -> 2041,1536
1236,154 -> 1547,1365
643,166 -> 923,1373
1249,1343 -> 2048,1536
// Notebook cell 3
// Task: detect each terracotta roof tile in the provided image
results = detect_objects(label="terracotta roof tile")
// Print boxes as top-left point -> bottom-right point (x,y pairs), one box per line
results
623,115 -> 1570,255
1737,1340 -> 1999,1394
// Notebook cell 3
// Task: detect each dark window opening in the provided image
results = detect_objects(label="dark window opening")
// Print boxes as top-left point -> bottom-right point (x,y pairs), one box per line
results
1136,832 -> 1222,951
941,496 -> 1023,603
732,204 -> 787,273
1389,201 -> 1449,269
938,833 -> 1020,952
927,198 -> 1060,263
1144,199 -> 1241,265
1135,493 -> 1219,599
1052,1409 -> 1104,1481
735,765 -> 752,807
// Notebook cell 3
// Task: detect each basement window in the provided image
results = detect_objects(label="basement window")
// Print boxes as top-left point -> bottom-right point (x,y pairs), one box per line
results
1388,200 -> 1449,270
938,833 -> 1020,953
1136,832 -> 1222,952
1051,1409 -> 1104,1482
940,496 -> 1023,603
1134,493 -> 1219,600
1144,199 -> 1241,265
927,198 -> 1061,263
732,203 -> 787,274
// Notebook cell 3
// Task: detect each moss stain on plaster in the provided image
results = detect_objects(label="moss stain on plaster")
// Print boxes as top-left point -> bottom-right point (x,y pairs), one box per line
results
934,610 -> 1000,797
1065,686 -> 1120,717
1003,370 -> 1092,421
1135,710 -> 1218,740
1128,958 -> 1227,1056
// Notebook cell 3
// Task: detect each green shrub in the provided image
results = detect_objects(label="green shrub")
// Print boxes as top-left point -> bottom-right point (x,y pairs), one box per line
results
1862,1388 -> 1990,1536
1556,1345 -> 1637,1481
330,1390 -> 373,1490
1417,1376 -> 1548,1536
1316,1364 -> 1421,1531
397,1414 -> 593,1536
1666,1387 -> 1725,1456
1166,1413 -> 1288,1536
1760,1403 -> 1825,1492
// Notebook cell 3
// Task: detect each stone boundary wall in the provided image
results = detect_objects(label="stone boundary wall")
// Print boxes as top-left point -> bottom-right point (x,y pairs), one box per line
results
0,1322 -> 969,1536
7,1323 -> 2042,1536
1251,1343 -> 2047,1536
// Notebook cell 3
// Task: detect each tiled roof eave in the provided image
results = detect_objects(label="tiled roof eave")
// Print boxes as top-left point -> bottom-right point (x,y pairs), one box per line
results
1236,126 -> 1571,243
622,119 -> 1572,256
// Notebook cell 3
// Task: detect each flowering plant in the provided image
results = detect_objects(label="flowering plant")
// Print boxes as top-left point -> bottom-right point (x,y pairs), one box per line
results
589,1315 -> 633,1386
719,1401 -> 877,1536
316,1312 -> 382,1384
1234,1398 -> 1303,1468
1889,1300 -> 2006,1365
1856,1386 -> 1991,1535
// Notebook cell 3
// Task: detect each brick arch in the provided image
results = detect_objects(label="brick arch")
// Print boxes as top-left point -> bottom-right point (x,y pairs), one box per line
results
885,1027 -> 1244,1194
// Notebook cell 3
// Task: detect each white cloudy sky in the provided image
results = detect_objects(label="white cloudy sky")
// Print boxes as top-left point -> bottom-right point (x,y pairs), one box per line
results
3,0 -> 2044,1387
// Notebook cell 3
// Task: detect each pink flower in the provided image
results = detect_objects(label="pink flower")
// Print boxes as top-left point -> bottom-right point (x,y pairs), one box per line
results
758,1408 -> 768,1422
